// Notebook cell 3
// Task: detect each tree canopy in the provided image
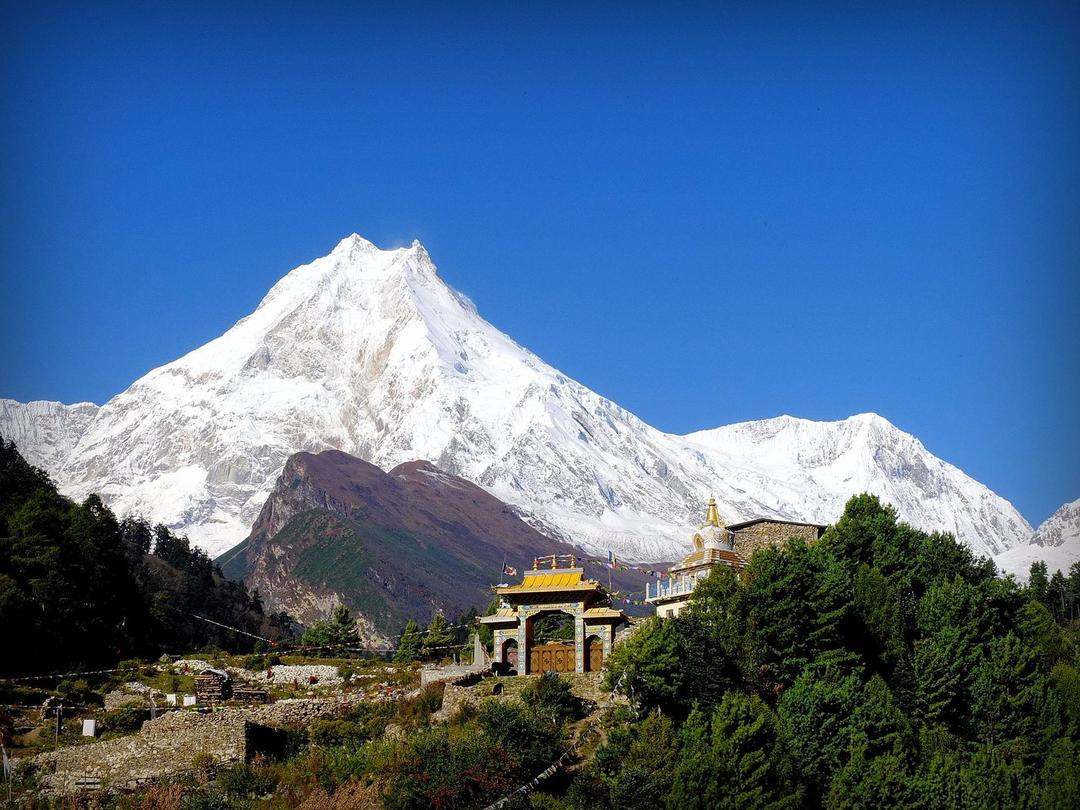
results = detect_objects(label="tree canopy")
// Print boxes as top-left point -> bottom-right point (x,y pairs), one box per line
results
600,493 -> 1080,809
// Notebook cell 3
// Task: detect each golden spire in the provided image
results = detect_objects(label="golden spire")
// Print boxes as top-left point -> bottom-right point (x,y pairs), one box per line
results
705,496 -> 723,527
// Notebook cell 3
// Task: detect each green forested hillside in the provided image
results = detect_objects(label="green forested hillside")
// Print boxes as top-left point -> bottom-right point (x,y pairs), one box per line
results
595,494 -> 1080,809
0,439 -> 290,677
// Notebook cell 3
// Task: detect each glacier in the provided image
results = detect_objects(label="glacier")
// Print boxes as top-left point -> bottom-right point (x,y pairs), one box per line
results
0,234 -> 1036,562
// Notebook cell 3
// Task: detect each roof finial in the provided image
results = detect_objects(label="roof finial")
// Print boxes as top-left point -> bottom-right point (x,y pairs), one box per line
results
705,496 -> 722,527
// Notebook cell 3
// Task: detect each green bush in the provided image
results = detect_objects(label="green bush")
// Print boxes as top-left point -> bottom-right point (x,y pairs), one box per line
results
242,654 -> 266,671
522,673 -> 585,726
55,678 -> 97,705
308,718 -> 370,748
217,761 -> 276,798
396,683 -> 445,727
100,705 -> 147,733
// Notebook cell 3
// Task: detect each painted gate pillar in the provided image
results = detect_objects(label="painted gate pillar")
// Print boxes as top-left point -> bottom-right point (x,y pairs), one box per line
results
575,610 -> 585,673
518,611 -> 529,674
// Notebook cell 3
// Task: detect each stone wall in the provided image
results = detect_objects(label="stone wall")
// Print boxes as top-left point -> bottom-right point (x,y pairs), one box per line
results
733,521 -> 823,560
34,711 -> 251,795
419,663 -> 486,688
431,672 -> 610,724
31,696 -> 372,795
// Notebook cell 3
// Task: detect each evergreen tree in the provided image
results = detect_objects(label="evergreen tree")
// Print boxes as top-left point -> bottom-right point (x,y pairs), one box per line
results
777,667 -> 861,799
1029,560 -> 1050,605
970,631 -> 1045,746
912,627 -> 978,730
301,604 -> 359,653
1048,570 -> 1069,621
1051,663 -> 1080,737
667,706 -> 713,810
422,611 -> 455,660
1038,738 -> 1080,809
603,616 -> 685,715
850,674 -> 914,760
826,752 -> 919,810
1068,561 -> 1080,621
0,439 -> 282,674
852,564 -> 905,673
741,539 -> 855,691
394,619 -> 422,663
329,604 -> 360,647
670,694 -> 799,810
605,710 -> 678,809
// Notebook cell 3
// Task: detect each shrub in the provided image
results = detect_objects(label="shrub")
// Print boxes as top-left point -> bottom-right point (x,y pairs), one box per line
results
217,761 -> 276,798
308,718 -> 370,748
242,654 -> 266,671
56,678 -> 97,705
191,752 -> 216,785
396,683 -> 445,727
101,706 -> 146,733
522,673 -> 584,726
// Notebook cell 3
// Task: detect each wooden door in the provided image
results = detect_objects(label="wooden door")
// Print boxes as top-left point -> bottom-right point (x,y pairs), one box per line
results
587,636 -> 603,671
531,643 -> 575,673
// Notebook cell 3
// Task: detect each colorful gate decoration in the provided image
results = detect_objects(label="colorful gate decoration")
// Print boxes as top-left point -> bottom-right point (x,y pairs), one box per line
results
481,561 -> 629,675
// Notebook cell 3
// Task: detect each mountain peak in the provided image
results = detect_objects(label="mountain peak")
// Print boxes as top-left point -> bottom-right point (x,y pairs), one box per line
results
0,239 -> 1034,563
333,233 -> 377,253
330,233 -> 431,262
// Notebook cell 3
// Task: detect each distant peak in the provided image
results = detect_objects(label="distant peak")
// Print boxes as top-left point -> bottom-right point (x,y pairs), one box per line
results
331,233 -> 430,256
333,233 -> 377,253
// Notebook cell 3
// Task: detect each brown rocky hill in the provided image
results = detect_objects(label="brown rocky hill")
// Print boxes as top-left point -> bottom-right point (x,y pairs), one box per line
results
218,450 -> 656,641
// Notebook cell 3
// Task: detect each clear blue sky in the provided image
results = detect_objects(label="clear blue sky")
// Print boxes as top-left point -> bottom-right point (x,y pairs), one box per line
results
2,2 -> 1077,526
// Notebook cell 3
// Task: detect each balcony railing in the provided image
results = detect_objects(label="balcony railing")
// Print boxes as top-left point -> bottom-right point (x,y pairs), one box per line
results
645,574 -> 702,601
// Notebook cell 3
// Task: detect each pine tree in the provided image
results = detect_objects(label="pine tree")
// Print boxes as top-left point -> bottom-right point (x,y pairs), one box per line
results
329,604 -> 360,648
667,706 -> 715,809
602,616 -> 684,715
709,692 -> 800,809
970,632 -> 1044,746
670,693 -> 800,809
913,627 -> 978,730
777,668 -> 862,799
1028,561 -> 1050,605
422,612 -> 454,660
1048,570 -> 1069,621
394,619 -> 422,663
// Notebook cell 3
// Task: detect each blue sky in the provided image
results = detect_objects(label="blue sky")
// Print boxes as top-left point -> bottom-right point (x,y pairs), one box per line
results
1,2 -> 1077,525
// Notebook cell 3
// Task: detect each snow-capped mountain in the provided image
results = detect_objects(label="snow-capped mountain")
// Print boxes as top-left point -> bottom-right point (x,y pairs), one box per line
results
0,235 -> 1033,560
994,498 -> 1080,577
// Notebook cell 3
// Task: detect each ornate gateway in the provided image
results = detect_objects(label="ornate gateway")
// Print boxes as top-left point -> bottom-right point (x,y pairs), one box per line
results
481,557 -> 629,675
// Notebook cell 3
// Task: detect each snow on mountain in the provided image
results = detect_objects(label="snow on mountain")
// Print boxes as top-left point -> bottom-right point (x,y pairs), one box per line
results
994,498 -> 1080,578
683,414 -> 1031,557
0,399 -> 100,473
0,235 -> 1034,560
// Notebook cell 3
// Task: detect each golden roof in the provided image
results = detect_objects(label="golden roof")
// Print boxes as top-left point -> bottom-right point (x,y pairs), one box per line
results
673,547 -> 745,572
478,608 -> 519,624
496,568 -> 601,595
582,607 -> 624,620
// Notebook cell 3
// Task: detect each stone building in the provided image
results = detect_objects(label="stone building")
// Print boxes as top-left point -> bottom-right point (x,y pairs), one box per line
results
480,559 -> 629,674
645,498 -> 826,618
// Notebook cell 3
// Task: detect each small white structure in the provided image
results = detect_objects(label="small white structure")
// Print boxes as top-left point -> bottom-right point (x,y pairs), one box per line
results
646,497 -> 741,618
165,693 -> 177,705
81,718 -> 97,737
182,695 -> 197,707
